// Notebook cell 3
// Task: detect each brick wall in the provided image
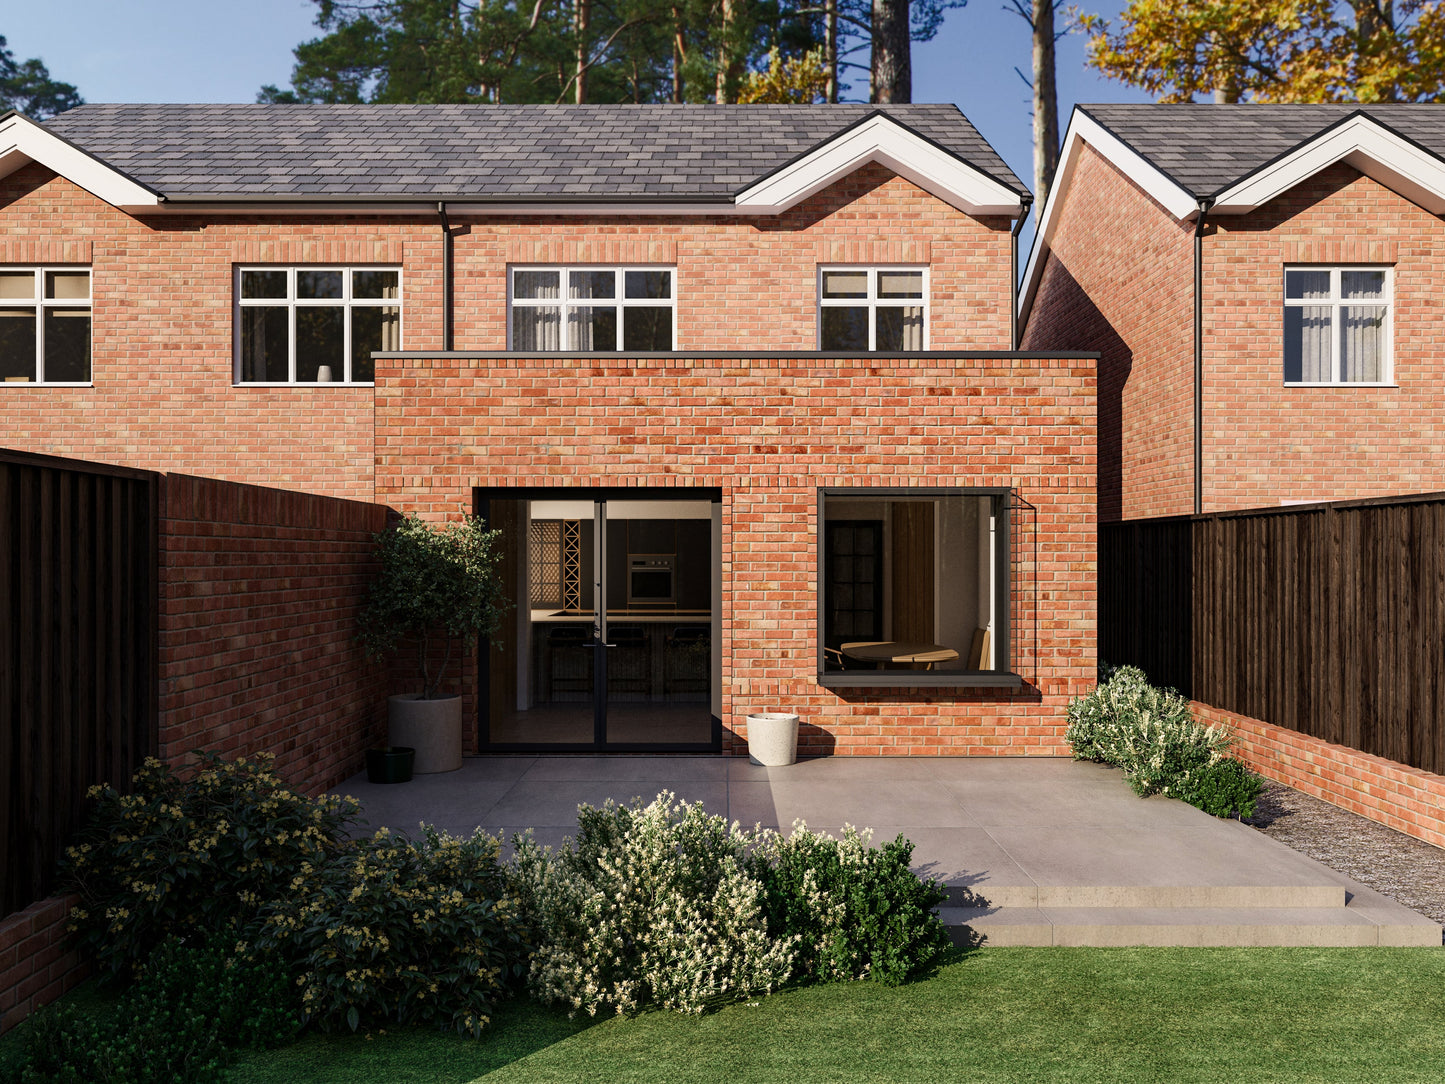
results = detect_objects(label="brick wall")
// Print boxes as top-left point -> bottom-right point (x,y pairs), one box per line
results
157,473 -> 391,793
1202,162 -> 1445,509
0,896 -> 85,1036
373,351 -> 1097,756
1022,145 -> 1195,521
1196,701 -> 1445,850
1025,149 -> 1445,518
0,162 -> 1013,501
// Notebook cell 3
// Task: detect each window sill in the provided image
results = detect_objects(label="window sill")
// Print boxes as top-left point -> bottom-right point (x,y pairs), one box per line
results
816,671 -> 1024,690
233,382 -> 376,388
1,381 -> 93,388
1283,381 -> 1397,389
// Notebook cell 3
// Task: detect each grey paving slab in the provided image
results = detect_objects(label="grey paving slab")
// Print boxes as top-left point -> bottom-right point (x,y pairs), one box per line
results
988,825 -> 1347,908
520,756 -> 729,783
328,754 -> 1443,947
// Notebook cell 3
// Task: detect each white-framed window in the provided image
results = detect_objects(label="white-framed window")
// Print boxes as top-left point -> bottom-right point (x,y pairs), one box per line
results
1284,266 -> 1392,385
0,268 -> 92,384
508,266 -> 675,351
818,266 -> 928,351
235,267 -> 401,384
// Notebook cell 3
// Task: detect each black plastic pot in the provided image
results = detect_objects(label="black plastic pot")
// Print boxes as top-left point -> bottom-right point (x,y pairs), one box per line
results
366,746 -> 415,784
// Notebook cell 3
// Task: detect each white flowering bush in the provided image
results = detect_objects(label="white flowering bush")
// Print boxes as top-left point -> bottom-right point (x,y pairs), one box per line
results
1066,665 -> 1261,817
251,826 -> 530,1037
508,793 -> 795,1016
748,824 -> 951,985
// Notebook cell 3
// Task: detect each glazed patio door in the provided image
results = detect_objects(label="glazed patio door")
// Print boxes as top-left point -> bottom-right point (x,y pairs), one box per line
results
479,490 -> 719,751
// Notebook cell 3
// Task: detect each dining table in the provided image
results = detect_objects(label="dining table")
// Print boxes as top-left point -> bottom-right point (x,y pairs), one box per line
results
840,641 -> 961,669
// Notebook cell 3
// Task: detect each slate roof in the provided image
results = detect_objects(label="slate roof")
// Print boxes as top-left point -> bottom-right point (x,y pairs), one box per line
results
39,103 -> 1024,201
1081,103 -> 1445,198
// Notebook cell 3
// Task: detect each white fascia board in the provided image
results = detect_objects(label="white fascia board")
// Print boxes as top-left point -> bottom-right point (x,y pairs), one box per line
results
1212,114 -> 1445,215
0,113 -> 161,209
146,200 -> 748,216
734,113 -> 1023,216
1018,109 -> 1197,328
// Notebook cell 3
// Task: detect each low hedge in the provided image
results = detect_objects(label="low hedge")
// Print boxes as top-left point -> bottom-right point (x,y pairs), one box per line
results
1066,666 -> 1262,818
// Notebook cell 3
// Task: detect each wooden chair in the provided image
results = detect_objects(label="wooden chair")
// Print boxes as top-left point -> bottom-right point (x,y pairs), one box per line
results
967,627 -> 992,670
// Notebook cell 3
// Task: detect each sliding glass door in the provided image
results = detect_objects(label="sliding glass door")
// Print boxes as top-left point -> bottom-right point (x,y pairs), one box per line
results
478,489 -> 720,751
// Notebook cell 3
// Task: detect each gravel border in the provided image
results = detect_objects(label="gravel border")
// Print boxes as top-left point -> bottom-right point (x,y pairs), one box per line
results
1244,779 -> 1445,930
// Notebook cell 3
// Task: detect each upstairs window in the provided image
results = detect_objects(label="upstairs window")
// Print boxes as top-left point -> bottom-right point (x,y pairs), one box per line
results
819,267 -> 927,351
0,268 -> 91,384
235,267 -> 400,384
1284,267 -> 1391,385
509,267 -> 675,351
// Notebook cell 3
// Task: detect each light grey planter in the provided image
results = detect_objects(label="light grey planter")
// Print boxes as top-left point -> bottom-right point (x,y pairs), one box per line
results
746,712 -> 799,767
387,693 -> 463,773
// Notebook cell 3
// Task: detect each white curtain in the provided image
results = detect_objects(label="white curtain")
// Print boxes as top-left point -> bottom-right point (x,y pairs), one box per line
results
1341,307 -> 1384,382
514,307 -> 561,350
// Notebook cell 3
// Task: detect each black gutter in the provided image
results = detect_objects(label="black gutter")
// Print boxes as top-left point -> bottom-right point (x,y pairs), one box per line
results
438,202 -> 454,352
1010,194 -> 1033,349
1193,197 -> 1214,516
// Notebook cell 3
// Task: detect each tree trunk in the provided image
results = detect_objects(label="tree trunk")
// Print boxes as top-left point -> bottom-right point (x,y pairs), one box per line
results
1032,0 -> 1059,211
672,4 -> 686,102
826,0 -> 838,103
575,0 -> 591,104
871,0 -> 911,103
716,0 -> 747,103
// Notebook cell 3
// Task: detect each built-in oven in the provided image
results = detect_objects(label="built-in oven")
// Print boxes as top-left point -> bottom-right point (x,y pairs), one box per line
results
627,555 -> 676,606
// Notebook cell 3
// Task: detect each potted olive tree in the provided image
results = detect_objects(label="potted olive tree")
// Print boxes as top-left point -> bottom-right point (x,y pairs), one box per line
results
359,512 -> 507,774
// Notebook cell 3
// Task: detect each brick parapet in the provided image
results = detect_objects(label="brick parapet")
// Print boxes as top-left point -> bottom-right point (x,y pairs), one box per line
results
0,896 -> 86,1036
1196,701 -> 1445,850
373,352 -> 1097,756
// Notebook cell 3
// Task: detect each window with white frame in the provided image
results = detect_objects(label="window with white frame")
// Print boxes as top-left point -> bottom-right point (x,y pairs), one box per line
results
509,267 -> 674,351
235,267 -> 401,384
1284,266 -> 1391,384
0,268 -> 91,384
818,267 -> 927,351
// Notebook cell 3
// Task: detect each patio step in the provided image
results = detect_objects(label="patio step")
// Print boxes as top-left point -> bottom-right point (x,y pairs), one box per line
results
938,881 -> 1345,910
937,903 -> 1443,948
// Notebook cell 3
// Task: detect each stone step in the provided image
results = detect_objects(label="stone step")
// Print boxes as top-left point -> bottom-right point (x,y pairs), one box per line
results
937,904 -> 1443,948
938,881 -> 1345,910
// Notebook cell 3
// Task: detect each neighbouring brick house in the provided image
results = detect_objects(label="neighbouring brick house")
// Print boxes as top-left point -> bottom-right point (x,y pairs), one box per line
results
1020,104 -> 1445,521
1020,103 -> 1445,854
0,103 -> 1097,766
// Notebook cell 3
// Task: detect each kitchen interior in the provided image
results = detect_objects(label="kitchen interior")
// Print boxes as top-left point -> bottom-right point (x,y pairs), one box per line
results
484,497 -> 718,747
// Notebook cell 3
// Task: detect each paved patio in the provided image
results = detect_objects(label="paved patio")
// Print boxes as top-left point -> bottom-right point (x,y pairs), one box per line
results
333,755 -> 1442,947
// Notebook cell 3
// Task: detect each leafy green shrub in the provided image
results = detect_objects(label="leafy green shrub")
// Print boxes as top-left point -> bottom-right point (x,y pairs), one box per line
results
63,753 -> 360,980
1066,666 -> 1259,817
749,824 -> 951,986
508,793 -> 795,1016
251,826 -> 529,1037
1173,756 -> 1264,819
8,936 -> 300,1084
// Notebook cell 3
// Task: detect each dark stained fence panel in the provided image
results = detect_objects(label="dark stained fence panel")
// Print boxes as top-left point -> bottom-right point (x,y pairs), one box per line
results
1,450 -> 157,918
1101,493 -> 1445,777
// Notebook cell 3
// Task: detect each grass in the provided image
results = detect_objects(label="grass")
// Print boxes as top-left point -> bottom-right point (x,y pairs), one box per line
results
11,946 -> 1437,1084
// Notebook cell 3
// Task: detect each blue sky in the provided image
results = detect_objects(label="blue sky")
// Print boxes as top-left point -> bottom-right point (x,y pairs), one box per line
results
6,0 -> 1152,204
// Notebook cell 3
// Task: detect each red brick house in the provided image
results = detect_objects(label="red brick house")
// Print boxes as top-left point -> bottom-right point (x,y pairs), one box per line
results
1020,104 -> 1445,521
0,103 -> 1097,760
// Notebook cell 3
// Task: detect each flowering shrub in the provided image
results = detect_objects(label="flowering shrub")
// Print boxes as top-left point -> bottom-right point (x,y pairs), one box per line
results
508,793 -> 795,1016
251,826 -> 529,1037
1066,665 -> 1261,817
8,935 -> 300,1084
749,824 -> 951,986
63,752 -> 360,979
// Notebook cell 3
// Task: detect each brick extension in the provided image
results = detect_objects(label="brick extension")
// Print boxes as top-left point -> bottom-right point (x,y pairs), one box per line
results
374,351 -> 1098,756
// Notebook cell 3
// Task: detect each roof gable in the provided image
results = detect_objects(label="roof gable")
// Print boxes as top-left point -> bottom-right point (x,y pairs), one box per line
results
734,112 -> 1024,216
0,111 -> 160,210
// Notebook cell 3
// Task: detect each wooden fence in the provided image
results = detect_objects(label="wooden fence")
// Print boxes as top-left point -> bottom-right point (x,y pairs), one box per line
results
1100,493 -> 1445,776
0,450 -> 158,917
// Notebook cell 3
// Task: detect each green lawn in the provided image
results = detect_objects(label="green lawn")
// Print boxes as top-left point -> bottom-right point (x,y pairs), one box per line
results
9,947 -> 1445,1084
